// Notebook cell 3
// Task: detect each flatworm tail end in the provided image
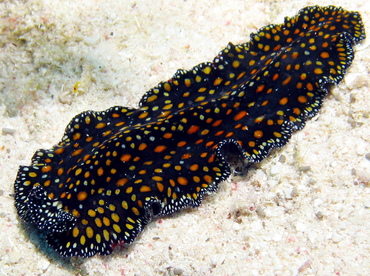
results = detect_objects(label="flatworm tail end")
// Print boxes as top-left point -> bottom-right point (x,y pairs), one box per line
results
14,6 -> 365,258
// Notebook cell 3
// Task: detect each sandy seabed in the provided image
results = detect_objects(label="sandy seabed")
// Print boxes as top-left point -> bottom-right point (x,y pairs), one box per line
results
1,0 -> 369,275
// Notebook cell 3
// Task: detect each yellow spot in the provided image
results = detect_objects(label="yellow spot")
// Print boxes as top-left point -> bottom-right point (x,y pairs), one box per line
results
103,217 -> 111,226
111,213 -> 120,223
28,172 -> 37,178
80,235 -> 86,245
95,218 -> 102,227
113,224 -> 122,233
147,95 -> 158,102
86,226 -> 94,238
203,66 -> 212,74
132,207 -> 140,216
103,229 -> 110,241
126,223 -> 134,230
88,209 -> 96,217
72,227 -> 79,238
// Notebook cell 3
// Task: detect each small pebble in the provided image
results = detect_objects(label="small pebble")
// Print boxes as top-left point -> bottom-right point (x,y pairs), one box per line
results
365,153 -> 370,161
2,127 -> 15,135
299,166 -> 311,172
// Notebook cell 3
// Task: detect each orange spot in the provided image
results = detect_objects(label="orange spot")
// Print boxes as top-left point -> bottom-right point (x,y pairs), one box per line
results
163,133 -> 173,139
77,191 -> 88,201
120,154 -> 132,162
272,73 -> 279,81
204,175 -> 212,183
320,52 -> 329,58
146,95 -> 157,102
140,185 -> 151,192
236,71 -> 246,80
306,82 -> 314,91
138,143 -> 148,151
95,122 -> 106,129
181,153 -> 192,159
177,177 -> 188,185
279,97 -> 289,105
169,179 -> 176,187
214,130 -> 224,136
138,111 -> 149,119
298,96 -> 308,103
212,120 -> 223,127
156,183 -> 164,192
195,139 -> 204,144
254,130 -> 263,138
205,141 -> 214,147
97,167 -> 104,176
57,168 -> 64,176
213,77 -> 223,86
190,164 -> 199,171
73,133 -> 81,140
152,176 -> 163,181
233,110 -> 248,121
291,52 -> 299,59
187,125 -> 200,134
163,82 -> 171,91
72,148 -> 83,156
314,68 -> 323,74
208,154 -> 215,163
72,209 -> 80,217
184,78 -> 192,87
282,75 -> 292,86
248,141 -> 256,147
225,132 -> 234,138
54,148 -> 65,154
255,116 -> 264,123
177,141 -> 187,147
154,145 -> 167,153
300,73 -> 307,80
256,84 -> 265,93
41,165 -> 52,173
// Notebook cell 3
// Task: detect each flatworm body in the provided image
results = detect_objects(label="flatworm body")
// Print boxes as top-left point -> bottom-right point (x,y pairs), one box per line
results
14,6 -> 365,257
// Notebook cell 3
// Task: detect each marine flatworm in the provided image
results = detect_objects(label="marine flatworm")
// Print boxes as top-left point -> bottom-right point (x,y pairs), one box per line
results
14,6 -> 365,257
